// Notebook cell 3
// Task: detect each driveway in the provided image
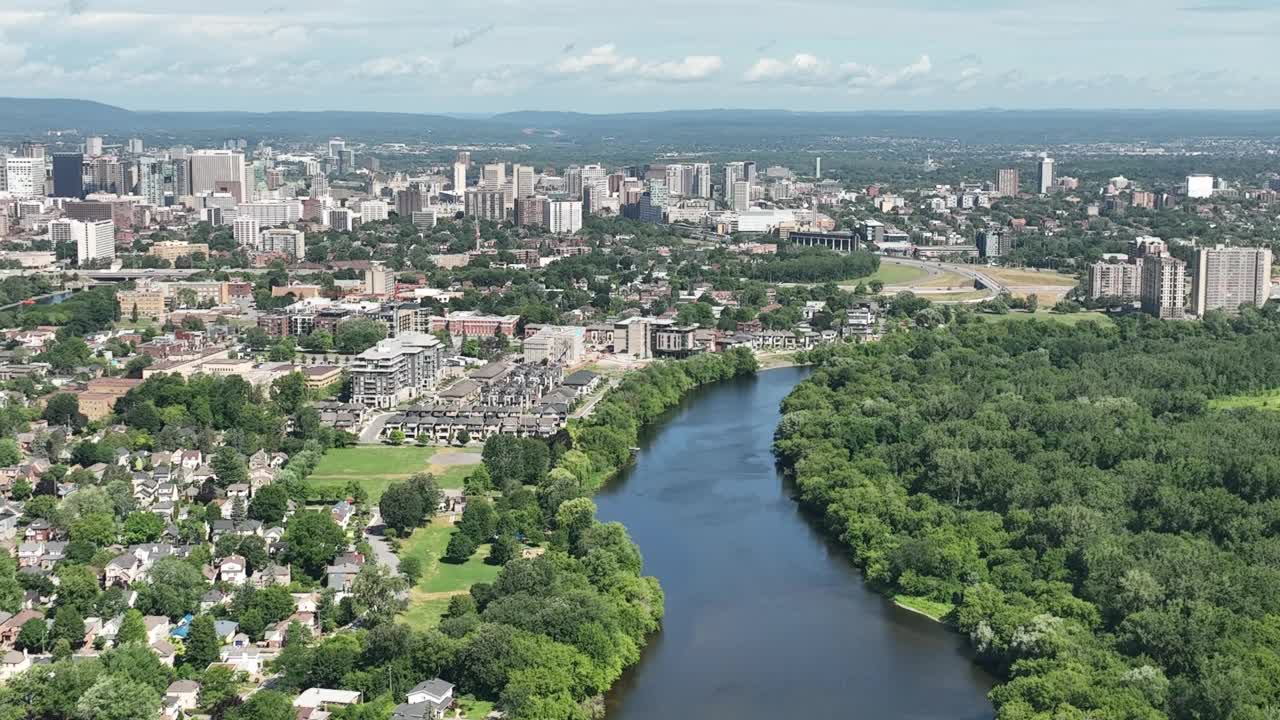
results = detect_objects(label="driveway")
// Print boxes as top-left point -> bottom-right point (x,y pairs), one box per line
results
364,509 -> 401,579
358,411 -> 396,444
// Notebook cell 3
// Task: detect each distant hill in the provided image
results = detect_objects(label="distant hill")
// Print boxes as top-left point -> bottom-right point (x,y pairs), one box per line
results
3,97 -> 1280,144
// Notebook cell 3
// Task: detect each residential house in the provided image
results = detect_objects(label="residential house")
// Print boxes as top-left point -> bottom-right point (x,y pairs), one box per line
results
219,555 -> 248,586
0,650 -> 30,680
162,680 -> 200,720
392,679 -> 455,720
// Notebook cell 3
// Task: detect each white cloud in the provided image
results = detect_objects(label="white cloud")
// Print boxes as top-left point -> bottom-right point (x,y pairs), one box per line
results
744,53 -> 830,83
744,52 -> 932,91
556,44 -> 721,81
352,55 -> 439,79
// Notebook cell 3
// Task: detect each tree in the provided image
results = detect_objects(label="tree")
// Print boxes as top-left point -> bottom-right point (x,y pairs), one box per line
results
115,609 -> 146,646
183,614 -> 220,670
270,372 -> 308,416
457,428 -> 471,445
122,511 -> 164,544
334,318 -> 387,355
135,557 -> 207,619
284,511 -> 348,580
0,439 -> 20,467
43,393 -> 86,430
50,606 -> 85,648
387,429 -> 405,446
100,640 -> 176,695
444,532 -> 478,564
16,617 -> 48,652
400,554 -> 423,585
248,483 -> 289,524
74,674 -> 161,720
350,564 -> 407,626
238,535 -> 270,577
55,564 -> 101,614
212,447 -> 249,488
379,482 -> 426,536
198,664 -> 241,715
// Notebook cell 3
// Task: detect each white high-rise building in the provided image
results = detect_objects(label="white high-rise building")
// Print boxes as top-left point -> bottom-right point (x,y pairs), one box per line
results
693,163 -> 712,198
1186,174 -> 1215,199
581,164 -> 606,197
329,138 -> 345,158
85,137 -> 103,156
2,157 -> 43,197
512,164 -> 535,198
1190,245 -> 1273,317
732,180 -> 752,211
137,158 -> 166,206
545,200 -> 583,235
259,228 -> 306,258
482,163 -> 505,191
815,157 -> 821,178
52,218 -> 115,264
232,217 -> 259,247
452,162 -> 467,192
665,164 -> 686,197
237,200 -> 303,226
1037,155 -> 1055,195
127,138 -> 144,154
359,200 -> 389,222
189,150 -> 249,202
327,207 -> 355,232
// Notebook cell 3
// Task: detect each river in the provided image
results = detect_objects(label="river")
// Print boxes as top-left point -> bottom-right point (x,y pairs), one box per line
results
595,366 -> 995,720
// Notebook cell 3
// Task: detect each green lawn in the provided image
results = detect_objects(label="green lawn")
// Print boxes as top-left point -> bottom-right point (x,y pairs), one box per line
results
978,310 -> 1114,326
397,518 -> 502,630
308,446 -> 479,502
858,262 -> 931,286
1209,388 -> 1280,411
894,595 -> 954,623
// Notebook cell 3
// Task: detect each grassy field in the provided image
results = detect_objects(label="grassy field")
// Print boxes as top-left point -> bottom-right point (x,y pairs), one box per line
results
894,595 -> 954,623
308,447 -> 480,502
978,310 -> 1114,326
857,262 -> 931,286
914,270 -> 975,289
1209,388 -> 1280,411
984,267 -> 1079,287
397,518 -> 502,630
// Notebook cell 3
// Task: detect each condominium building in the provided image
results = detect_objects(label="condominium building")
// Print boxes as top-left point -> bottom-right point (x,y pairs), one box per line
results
52,218 -> 115,265
1140,255 -> 1187,320
523,326 -> 586,365
1089,260 -> 1142,299
452,162 -> 466,192
512,164 -> 535,198
233,218 -> 260,247
514,197 -> 548,228
327,208 -> 355,232
2,157 -> 43,197
149,241 -> 210,263
236,200 -> 302,226
545,200 -> 583,234
1037,156 -> 1055,195
732,180 -> 751,211
481,163 -> 505,191
358,200 -> 389,223
464,189 -> 505,221
348,332 -> 445,408
995,168 -> 1019,197
1190,245 -> 1273,316
117,286 -> 167,321
258,228 -> 306,258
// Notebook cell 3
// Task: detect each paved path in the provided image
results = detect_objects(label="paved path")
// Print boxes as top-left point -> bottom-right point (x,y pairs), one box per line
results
571,378 -> 617,419
358,411 -> 396,444
364,509 -> 401,580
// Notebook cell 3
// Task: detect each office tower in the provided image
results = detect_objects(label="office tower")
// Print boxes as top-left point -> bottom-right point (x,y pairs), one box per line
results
1190,245 -> 1273,316
565,167 -> 583,198
1186,174 -> 1214,199
52,153 -> 84,198
90,156 -> 125,194
329,138 -> 345,158
481,163 -> 505,191
815,157 -> 821,179
189,150 -> 248,202
581,164 -> 606,199
464,189 -> 505,221
545,200 -> 583,234
359,200 -> 390,222
259,228 -> 306,257
995,169 -> 1019,197
127,138 -> 143,154
337,149 -> 355,175
512,164 -> 535,198
1140,256 -> 1187,320
732,180 -> 751,211
693,163 -> 712,198
173,159 -> 191,196
1089,261 -> 1142,299
137,158 -> 166,206
232,217 -> 259,247
1037,155 -> 1055,195
743,161 -> 757,183
2,157 -> 43,197
85,137 -> 103,156
665,165 -> 686,197
456,151 -> 471,166
52,218 -> 115,264
452,162 -> 467,192
19,143 -> 45,159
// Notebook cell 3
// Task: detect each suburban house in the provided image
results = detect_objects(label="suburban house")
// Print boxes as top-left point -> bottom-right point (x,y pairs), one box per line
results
392,679 -> 455,720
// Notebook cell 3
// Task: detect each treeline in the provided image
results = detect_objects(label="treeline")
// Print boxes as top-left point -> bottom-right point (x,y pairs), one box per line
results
558,347 -> 759,488
776,311 -> 1280,719
743,246 -> 880,284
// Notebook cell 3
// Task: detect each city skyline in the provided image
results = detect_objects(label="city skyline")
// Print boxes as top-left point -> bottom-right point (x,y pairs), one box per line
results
1,0 -> 1278,112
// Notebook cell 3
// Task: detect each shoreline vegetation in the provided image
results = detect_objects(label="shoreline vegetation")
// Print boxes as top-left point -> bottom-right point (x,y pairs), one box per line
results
774,314 -> 1280,719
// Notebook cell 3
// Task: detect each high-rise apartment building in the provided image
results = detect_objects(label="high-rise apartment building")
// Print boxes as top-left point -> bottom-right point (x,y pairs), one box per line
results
237,200 -> 303,226
1089,260 -> 1142,299
259,228 -> 306,257
732,180 -> 752,211
545,200 -> 583,234
2,157 -> 43,197
1186,174 -> 1214,199
1190,245 -> 1273,316
328,138 -> 345,158
52,218 -> 115,265
326,208 -> 355,233
481,163 -> 505,191
743,161 -> 757,183
693,163 -> 712,198
995,168 -> 1020,197
452,162 -> 467,193
515,196 -> 548,227
359,200 -> 390,222
85,137 -> 103,156
1140,255 -> 1187,319
52,153 -> 84,199
232,217 -> 259,247
189,150 -> 248,202
665,164 -> 686,197
464,189 -> 505,221
137,158 -> 166,206
977,231 -> 1011,258
1037,156 -> 1055,195
512,164 -> 535,198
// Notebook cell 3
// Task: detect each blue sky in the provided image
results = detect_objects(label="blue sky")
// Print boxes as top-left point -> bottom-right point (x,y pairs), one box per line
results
1,0 -> 1278,112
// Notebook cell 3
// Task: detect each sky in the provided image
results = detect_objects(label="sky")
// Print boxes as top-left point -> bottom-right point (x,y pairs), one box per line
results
1,0 -> 1279,113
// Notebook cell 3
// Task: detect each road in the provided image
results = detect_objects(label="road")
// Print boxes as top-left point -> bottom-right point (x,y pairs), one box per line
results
571,378 -> 617,419
364,509 -> 404,594
358,411 -> 396,444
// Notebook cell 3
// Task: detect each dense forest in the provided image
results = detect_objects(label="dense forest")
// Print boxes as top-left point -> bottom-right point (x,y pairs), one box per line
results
775,312 -> 1280,719
742,246 -> 880,284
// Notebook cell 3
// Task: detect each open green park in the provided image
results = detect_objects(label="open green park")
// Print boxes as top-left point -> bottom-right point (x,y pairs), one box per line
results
308,446 -> 481,502
845,261 -> 931,286
396,517 -> 502,630
976,310 -> 1114,326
